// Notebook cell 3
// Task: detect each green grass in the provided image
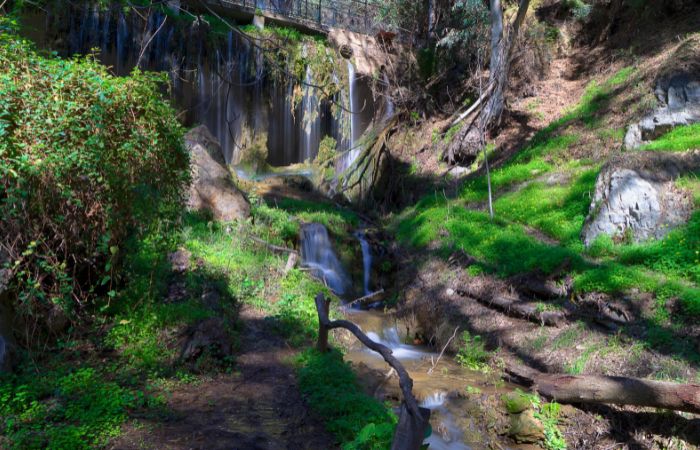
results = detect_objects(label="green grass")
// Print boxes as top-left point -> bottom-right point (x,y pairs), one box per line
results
0,194 -> 360,450
296,349 -> 397,450
639,123 -> 700,152
455,331 -> 491,372
392,63 -> 700,343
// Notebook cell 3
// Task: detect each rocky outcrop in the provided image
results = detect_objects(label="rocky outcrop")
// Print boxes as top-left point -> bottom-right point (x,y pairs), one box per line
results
186,126 -> 251,222
625,37 -> 700,149
582,152 -> 699,245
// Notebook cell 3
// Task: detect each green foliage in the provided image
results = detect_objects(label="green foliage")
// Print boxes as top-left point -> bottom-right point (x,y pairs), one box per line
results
639,123 -> 700,152
562,0 -> 591,19
296,349 -> 397,449
537,402 -> 567,450
0,21 -> 189,323
0,367 -> 148,449
315,136 -> 338,167
455,331 -> 491,371
266,197 -> 359,236
273,269 -> 331,346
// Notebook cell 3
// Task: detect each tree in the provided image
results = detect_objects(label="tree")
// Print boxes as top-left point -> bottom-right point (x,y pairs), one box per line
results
445,0 -> 531,164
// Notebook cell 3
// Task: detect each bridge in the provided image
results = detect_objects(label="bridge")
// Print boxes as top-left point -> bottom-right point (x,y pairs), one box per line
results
201,0 -> 384,35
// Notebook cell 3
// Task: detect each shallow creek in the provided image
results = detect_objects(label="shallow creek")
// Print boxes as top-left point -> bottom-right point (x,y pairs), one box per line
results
301,223 -> 519,449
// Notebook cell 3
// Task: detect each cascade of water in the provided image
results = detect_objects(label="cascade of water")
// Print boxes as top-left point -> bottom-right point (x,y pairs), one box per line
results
364,326 -> 424,359
348,60 -> 358,147
25,3 -> 372,173
383,73 -> 395,121
355,231 -> 372,296
300,66 -> 321,162
300,223 -> 351,295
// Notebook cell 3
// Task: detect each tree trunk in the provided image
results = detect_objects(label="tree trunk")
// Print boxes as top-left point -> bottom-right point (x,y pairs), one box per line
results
506,365 -> 700,414
445,0 -> 531,163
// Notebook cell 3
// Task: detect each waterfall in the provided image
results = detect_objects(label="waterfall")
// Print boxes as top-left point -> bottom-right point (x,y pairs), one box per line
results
355,231 -> 372,296
300,66 -> 321,162
300,223 -> 351,295
348,60 -> 358,147
22,3 -> 349,173
336,60 -> 361,175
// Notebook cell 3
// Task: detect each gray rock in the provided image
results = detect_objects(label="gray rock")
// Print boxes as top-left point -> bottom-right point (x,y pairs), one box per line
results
582,153 -> 698,246
186,125 -> 251,222
625,72 -> 700,149
168,248 -> 191,273
179,317 -> 233,361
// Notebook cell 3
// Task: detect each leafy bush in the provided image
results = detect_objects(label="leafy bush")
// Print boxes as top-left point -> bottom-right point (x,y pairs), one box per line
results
0,19 -> 189,325
455,331 -> 491,371
0,367 -> 147,449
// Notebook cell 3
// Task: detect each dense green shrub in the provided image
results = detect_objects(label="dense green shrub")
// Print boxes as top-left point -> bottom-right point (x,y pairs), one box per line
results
0,18 -> 189,326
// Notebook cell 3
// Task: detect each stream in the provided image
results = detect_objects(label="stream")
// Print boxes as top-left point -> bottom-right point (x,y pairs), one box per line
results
300,223 -> 516,450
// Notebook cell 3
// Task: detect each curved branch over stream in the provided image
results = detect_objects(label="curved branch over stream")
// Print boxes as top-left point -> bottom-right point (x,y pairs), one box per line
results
314,293 -> 430,450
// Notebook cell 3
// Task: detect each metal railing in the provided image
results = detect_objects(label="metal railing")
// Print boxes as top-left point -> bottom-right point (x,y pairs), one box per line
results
207,0 -> 384,34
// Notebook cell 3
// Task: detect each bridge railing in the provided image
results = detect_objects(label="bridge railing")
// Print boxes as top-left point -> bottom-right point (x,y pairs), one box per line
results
210,0 -> 386,34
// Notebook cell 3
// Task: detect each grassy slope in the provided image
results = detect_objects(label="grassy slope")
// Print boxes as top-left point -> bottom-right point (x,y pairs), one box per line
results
392,66 -> 700,359
0,195 -> 393,449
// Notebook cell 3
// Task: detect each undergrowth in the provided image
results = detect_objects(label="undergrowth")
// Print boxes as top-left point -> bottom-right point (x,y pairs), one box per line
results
296,349 -> 397,450
393,65 -> 700,364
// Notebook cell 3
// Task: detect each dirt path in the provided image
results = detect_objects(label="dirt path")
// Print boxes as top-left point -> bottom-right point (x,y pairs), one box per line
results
112,305 -> 336,450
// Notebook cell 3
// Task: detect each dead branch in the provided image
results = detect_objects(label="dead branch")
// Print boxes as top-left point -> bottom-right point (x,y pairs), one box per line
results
456,285 -> 565,327
314,293 -> 430,450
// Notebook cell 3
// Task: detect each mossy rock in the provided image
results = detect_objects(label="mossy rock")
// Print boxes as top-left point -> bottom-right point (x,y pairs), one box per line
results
502,391 -> 534,414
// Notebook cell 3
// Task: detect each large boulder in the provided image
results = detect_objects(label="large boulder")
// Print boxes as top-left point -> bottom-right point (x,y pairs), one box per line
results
185,126 -> 250,221
582,152 -> 698,246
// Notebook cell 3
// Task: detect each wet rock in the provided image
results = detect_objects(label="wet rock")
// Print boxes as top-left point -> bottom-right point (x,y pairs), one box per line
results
168,248 -> 191,273
185,126 -> 250,222
582,152 -> 697,245
179,317 -> 233,362
508,409 -> 545,444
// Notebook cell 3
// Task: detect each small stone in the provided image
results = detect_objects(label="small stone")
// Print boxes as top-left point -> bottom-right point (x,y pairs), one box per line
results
168,248 -> 192,273
446,288 -> 455,296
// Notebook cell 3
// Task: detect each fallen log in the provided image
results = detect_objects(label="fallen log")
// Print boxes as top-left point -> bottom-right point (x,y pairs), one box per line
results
344,289 -> 385,307
506,364 -> 700,415
514,275 -> 571,300
314,293 -> 430,450
456,286 -> 565,327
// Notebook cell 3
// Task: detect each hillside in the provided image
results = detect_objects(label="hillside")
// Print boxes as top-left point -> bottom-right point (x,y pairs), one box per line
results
1,1 -> 700,449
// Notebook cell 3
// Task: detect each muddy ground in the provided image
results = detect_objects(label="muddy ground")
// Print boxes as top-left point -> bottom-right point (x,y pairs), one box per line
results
111,305 -> 335,450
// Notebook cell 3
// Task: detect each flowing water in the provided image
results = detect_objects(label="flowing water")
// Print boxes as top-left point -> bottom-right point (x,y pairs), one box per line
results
300,223 -> 514,449
19,2 -> 379,176
300,223 -> 351,296
355,231 -> 372,296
